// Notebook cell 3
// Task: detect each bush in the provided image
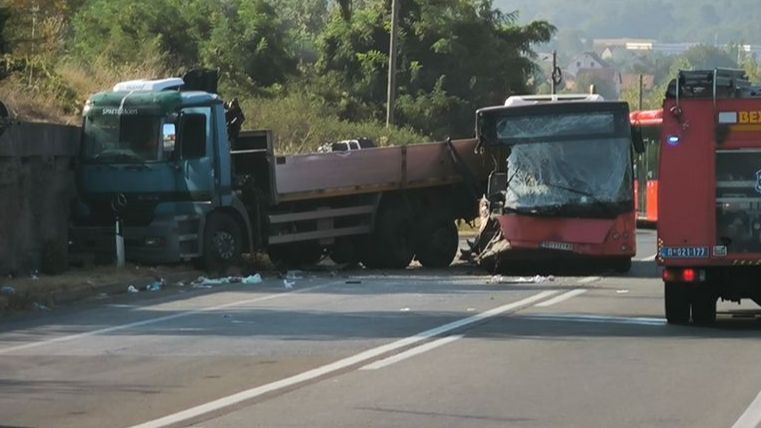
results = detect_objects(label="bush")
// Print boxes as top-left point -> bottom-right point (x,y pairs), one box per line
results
240,92 -> 425,153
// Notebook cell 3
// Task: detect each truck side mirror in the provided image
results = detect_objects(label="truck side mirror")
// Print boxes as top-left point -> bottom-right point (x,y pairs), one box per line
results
162,123 -> 177,152
631,125 -> 645,153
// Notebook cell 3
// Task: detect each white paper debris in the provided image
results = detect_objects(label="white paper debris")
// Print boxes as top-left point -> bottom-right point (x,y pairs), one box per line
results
283,279 -> 295,289
242,274 -> 263,285
127,285 -> 139,293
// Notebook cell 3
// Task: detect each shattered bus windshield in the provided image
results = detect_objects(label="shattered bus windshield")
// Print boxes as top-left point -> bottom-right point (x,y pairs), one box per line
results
496,111 -> 632,217
83,113 -> 163,163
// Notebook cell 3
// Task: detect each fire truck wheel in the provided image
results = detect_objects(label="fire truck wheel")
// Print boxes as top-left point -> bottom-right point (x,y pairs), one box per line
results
664,282 -> 690,324
691,288 -> 717,325
415,218 -> 458,268
201,213 -> 242,273
361,207 -> 414,269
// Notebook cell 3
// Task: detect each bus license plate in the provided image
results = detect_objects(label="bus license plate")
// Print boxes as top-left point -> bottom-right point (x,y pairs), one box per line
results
540,241 -> 574,252
660,247 -> 709,258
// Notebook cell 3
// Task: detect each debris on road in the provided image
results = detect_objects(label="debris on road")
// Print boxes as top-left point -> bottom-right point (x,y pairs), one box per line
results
488,275 -> 555,284
146,282 -> 162,292
283,279 -> 295,289
31,302 -> 50,311
242,274 -> 263,285
127,285 -> 139,293
285,270 -> 304,280
1,286 -> 15,296
616,289 -> 630,294
400,307 -> 411,312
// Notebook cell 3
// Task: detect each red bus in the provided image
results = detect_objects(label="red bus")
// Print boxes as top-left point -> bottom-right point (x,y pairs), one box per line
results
472,95 -> 643,273
630,109 -> 662,224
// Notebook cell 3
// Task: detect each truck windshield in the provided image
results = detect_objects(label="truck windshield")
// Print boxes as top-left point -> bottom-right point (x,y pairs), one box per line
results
497,111 -> 632,217
83,114 -> 163,163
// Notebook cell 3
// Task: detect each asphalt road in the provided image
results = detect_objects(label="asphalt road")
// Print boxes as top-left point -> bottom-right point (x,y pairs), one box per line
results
2,229 -> 761,428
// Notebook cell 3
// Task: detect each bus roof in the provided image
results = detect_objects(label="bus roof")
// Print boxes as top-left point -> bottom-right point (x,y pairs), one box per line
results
630,109 -> 662,126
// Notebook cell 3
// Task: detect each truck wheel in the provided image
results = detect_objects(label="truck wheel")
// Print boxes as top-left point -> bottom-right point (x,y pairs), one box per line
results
202,213 -> 242,273
664,282 -> 690,324
330,239 -> 360,265
415,218 -> 458,268
691,288 -> 717,325
361,207 -> 414,269
268,243 -> 323,268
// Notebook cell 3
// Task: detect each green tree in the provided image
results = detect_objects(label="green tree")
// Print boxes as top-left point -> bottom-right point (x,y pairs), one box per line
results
71,0 -> 298,89
315,0 -> 554,138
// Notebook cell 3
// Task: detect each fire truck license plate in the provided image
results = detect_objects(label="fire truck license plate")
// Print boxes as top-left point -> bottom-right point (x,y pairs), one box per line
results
540,241 -> 574,251
660,247 -> 709,258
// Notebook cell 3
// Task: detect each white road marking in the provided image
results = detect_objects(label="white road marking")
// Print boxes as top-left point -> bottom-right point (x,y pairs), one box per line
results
360,335 -> 464,370
637,254 -> 657,262
732,390 -> 761,428
0,283 -> 335,355
129,290 -> 561,428
535,289 -> 587,307
578,276 -> 601,284
524,314 -> 665,326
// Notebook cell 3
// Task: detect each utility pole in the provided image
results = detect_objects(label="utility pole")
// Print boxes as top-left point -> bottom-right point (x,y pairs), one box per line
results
385,0 -> 400,128
638,74 -> 644,110
550,50 -> 562,95
28,3 -> 39,86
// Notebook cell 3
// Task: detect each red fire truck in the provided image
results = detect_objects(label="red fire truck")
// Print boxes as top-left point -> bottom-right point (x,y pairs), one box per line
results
659,69 -> 761,324
630,109 -> 662,224
472,94 -> 643,273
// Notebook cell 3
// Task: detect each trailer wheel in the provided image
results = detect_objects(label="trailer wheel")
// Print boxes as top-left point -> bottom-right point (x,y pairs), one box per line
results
361,207 -> 414,269
691,288 -> 717,325
415,217 -> 459,268
202,213 -> 242,273
664,282 -> 690,324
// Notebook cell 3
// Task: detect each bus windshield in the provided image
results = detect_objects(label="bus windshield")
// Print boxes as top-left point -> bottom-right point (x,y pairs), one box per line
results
493,107 -> 633,217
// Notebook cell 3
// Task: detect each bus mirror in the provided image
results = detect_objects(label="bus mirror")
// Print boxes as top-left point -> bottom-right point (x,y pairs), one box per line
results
162,123 -> 177,152
631,126 -> 645,153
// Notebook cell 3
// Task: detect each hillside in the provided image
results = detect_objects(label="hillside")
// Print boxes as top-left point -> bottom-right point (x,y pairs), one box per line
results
496,0 -> 761,44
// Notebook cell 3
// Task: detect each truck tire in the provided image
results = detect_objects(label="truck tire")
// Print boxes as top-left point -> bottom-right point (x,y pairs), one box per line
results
361,207 -> 414,269
329,238 -> 360,265
268,243 -> 323,268
201,213 -> 242,273
691,288 -> 717,325
415,217 -> 459,268
665,282 -> 690,324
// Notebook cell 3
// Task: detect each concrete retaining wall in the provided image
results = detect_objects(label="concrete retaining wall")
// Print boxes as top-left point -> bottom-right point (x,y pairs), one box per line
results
0,122 -> 80,275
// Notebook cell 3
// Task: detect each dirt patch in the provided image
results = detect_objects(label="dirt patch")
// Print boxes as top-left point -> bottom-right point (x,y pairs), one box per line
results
0,263 -> 200,312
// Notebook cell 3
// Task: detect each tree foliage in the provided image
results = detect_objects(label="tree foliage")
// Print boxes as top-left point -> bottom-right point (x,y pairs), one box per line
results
71,0 -> 297,88
316,0 -> 555,138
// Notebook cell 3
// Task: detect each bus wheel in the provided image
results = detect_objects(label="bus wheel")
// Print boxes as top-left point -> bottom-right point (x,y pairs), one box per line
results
415,217 -> 458,268
691,288 -> 717,325
202,213 -> 242,274
611,257 -> 632,274
665,282 -> 690,324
